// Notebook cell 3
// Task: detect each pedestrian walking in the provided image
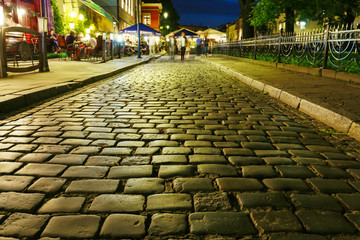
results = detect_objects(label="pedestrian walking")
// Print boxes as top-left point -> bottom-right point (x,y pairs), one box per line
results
168,33 -> 176,60
196,35 -> 202,56
203,33 -> 209,57
148,33 -> 156,57
180,32 -> 187,61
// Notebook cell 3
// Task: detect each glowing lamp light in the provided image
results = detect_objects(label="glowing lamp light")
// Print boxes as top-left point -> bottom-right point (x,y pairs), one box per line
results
300,21 -> 306,30
86,28 -> 90,34
18,8 -> 26,18
110,33 -> 114,40
117,34 -> 123,42
79,14 -> 84,21
96,32 -> 101,37
90,25 -> 94,30
69,22 -> 75,29
70,11 -> 76,18
164,12 -> 168,19
166,25 -> 169,29
0,6 -> 4,26
160,26 -> 163,29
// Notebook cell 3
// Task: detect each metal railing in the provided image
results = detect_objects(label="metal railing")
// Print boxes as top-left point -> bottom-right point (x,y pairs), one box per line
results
215,25 -> 360,71
0,26 -> 49,77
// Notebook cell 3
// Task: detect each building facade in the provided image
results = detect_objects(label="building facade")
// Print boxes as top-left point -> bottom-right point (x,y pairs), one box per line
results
117,0 -> 136,29
2,0 -> 44,31
141,0 -> 162,32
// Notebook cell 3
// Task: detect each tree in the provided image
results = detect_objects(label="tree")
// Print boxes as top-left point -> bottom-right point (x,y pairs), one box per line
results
50,0 -> 64,34
160,0 -> 180,35
250,0 -> 308,33
304,0 -> 360,27
250,0 -> 360,34
239,0 -> 256,38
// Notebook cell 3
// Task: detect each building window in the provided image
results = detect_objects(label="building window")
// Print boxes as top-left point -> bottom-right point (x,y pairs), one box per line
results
130,0 -> 133,16
143,13 -> 151,25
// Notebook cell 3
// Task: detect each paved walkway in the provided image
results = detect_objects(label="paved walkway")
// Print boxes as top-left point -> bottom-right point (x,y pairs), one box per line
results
0,56 -> 152,116
204,56 -> 360,122
0,58 -> 359,239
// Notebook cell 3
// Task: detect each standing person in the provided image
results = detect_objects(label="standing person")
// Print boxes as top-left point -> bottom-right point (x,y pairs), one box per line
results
148,33 -> 156,57
47,29 -> 60,53
180,32 -> 187,61
203,33 -> 209,57
185,38 -> 191,58
196,35 -> 202,56
168,33 -> 176,60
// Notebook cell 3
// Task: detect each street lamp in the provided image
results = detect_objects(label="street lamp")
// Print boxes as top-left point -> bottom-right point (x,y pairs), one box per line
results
164,12 -> 168,19
113,21 -> 117,35
0,6 -> 3,26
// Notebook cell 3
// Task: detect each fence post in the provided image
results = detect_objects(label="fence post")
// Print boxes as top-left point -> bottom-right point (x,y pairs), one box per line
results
322,24 -> 330,69
102,33 -> 106,62
40,31 -> 49,72
111,40 -> 114,60
254,34 -> 257,59
239,39 -> 242,57
0,28 -> 7,78
277,32 -> 282,63
117,42 -> 121,58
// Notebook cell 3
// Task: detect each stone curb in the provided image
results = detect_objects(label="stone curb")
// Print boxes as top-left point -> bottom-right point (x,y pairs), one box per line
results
0,57 -> 155,115
201,59 -> 360,142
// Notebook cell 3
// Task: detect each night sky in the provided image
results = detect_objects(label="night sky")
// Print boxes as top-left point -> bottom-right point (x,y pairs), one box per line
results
172,0 -> 241,28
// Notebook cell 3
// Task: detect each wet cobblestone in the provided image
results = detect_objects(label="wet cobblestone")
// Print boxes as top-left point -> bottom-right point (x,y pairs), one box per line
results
0,58 -> 359,238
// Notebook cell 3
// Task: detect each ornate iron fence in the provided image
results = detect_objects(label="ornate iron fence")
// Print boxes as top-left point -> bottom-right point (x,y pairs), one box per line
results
1,26 -> 48,77
215,25 -> 360,72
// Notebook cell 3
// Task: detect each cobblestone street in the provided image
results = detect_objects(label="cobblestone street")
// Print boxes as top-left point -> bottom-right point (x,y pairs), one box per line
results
0,57 -> 359,239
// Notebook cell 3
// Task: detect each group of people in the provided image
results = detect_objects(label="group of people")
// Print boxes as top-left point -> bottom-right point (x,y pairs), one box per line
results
167,33 -> 211,61
47,29 -> 98,60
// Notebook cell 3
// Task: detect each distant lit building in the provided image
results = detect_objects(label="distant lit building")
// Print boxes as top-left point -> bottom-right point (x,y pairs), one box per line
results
226,17 -> 242,41
141,0 -> 162,32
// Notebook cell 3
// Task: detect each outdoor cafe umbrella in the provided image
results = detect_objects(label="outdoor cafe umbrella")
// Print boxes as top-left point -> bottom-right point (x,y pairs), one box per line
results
121,23 -> 161,36
173,28 -> 198,37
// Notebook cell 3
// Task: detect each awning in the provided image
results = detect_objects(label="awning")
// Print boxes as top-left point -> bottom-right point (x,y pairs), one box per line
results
79,0 -> 118,24
121,23 -> 161,36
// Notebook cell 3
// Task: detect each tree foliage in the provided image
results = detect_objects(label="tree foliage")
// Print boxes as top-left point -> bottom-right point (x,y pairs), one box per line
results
250,0 -> 360,34
160,0 -> 180,35
50,0 -> 64,34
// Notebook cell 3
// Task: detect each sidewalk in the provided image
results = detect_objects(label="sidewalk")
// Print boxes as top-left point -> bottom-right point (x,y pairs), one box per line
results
202,56 -> 360,141
0,55 -> 153,116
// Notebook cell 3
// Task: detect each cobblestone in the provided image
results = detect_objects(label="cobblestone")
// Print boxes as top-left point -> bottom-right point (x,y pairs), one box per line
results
296,210 -> 356,234
99,214 -> 146,238
251,210 -> 302,233
189,212 -> 256,235
88,194 -> 144,213
38,197 -> 85,213
0,213 -> 49,238
148,213 -> 187,236
42,215 -> 100,238
0,175 -> 34,191
0,192 -> 44,211
147,193 -> 192,211
0,59 -> 359,239
124,178 -> 164,194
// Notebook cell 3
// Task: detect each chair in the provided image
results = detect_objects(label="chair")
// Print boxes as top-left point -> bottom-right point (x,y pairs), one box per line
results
88,35 -> 103,60
58,35 -> 75,60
